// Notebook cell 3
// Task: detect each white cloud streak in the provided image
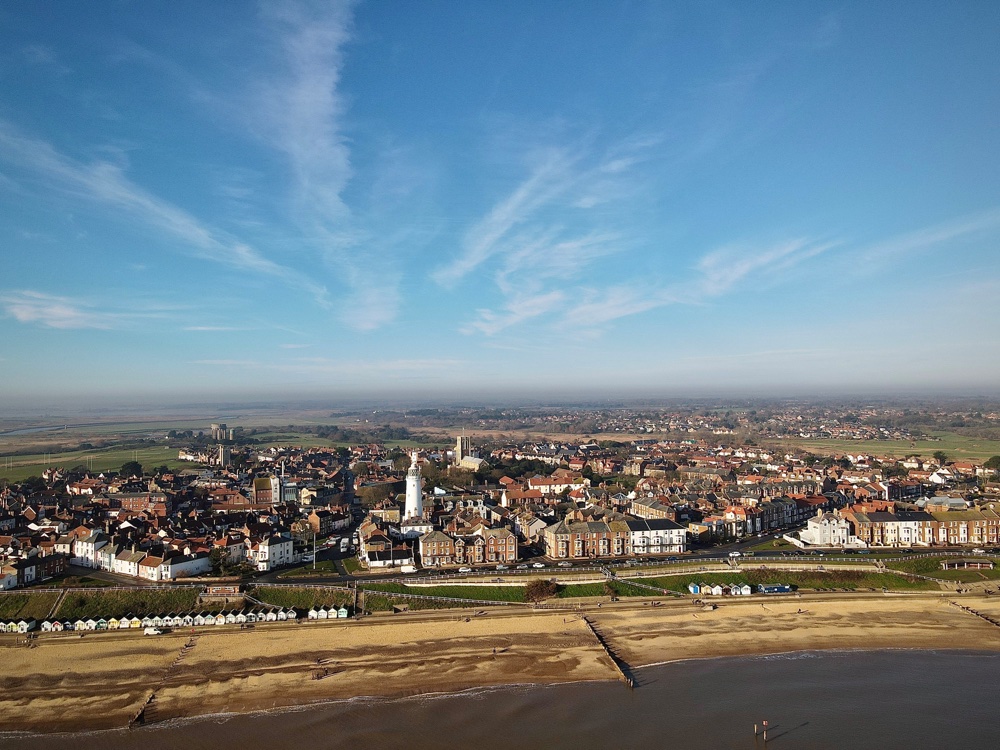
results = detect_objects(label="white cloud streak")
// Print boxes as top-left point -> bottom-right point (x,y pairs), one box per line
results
0,290 -> 153,329
0,121 -> 329,304
861,207 -> 1000,264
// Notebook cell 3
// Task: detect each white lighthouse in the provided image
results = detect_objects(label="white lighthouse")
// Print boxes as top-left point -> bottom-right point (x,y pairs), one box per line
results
404,451 -> 423,520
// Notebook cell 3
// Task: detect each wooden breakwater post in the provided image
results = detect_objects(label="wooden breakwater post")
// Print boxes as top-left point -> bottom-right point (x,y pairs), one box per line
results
582,615 -> 635,689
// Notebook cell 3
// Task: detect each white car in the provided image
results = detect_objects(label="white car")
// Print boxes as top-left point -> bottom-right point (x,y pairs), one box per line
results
728,551 -> 742,558
532,562 -> 546,568
496,564 -> 509,570
458,567 -> 473,573
557,561 -> 573,567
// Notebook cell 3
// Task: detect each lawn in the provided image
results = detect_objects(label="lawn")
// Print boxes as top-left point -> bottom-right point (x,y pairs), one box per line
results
55,588 -> 200,619
640,569 -> 939,593
887,556 -> 1000,583
276,560 -> 340,578
0,592 -> 61,620
343,557 -> 362,574
557,580 -> 652,598
252,586 -> 353,609
363,582 -> 527,602
361,591 -> 465,612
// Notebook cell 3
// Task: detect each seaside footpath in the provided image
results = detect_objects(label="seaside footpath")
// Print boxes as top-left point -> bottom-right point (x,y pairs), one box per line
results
4,592 -> 1000,734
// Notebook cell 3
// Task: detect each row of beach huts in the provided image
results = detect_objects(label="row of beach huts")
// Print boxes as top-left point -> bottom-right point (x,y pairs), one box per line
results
0,605 -> 353,633
687,583 -> 793,596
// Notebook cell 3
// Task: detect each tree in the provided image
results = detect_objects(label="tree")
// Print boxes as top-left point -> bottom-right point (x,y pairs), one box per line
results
525,579 -> 559,602
985,456 -> 1000,470
932,450 -> 948,466
121,461 -> 143,478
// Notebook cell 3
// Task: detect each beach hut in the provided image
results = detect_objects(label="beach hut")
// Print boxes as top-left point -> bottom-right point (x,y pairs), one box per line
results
738,584 -> 752,596
130,616 -> 143,629
688,583 -> 701,595
52,620 -> 64,632
168,614 -> 184,628
215,613 -> 226,626
17,619 -> 36,633
225,611 -> 237,625
265,610 -> 278,622
118,617 -> 132,630
142,616 -> 156,629
337,606 -> 348,619
194,613 -> 207,626
709,585 -> 724,597
307,607 -> 319,620
316,607 -> 328,619
276,609 -> 288,621
245,611 -> 259,624
41,620 -> 53,632
1,621 -> 14,633
152,615 -> 165,628
182,614 -> 195,627
286,609 -> 298,621
96,618 -> 109,630
85,619 -> 98,631
105,618 -> 118,630
235,612 -> 247,624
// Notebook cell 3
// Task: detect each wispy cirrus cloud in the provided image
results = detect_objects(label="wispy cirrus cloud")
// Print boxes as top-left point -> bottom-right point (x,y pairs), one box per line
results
0,121 -> 329,304
252,1 -> 407,331
0,290 -> 175,330
860,207 -> 1000,265
442,135 -> 662,335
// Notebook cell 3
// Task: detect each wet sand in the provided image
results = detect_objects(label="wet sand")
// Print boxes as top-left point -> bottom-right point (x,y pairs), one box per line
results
3,592 -> 999,734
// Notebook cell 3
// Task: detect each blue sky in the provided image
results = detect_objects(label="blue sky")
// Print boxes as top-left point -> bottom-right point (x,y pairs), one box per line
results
1,1 -> 999,405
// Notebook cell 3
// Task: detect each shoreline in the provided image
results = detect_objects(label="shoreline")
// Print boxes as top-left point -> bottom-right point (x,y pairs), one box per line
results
4,592 -> 1000,735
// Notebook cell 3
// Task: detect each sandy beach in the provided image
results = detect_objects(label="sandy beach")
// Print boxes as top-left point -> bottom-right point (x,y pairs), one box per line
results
3,592 -> 1000,734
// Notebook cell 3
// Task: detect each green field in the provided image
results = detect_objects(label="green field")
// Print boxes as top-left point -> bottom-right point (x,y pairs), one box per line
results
887,556 -> 1000,583
771,431 -> 1000,463
0,592 -> 60,620
363,582 -> 527,602
252,585 -> 353,609
640,569 -> 938,593
276,560 -> 340,578
54,588 -> 200,619
557,579 -> 653,598
0,444 -> 195,482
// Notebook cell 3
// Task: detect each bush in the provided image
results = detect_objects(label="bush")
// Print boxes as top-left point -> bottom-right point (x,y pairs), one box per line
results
525,579 -> 559,602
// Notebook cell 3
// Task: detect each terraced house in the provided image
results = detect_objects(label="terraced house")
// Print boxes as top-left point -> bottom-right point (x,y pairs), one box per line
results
418,527 -> 517,568
543,519 -> 631,560
841,508 -> 1000,547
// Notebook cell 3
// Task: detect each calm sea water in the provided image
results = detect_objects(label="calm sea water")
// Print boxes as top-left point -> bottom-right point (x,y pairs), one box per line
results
5,650 -> 1000,750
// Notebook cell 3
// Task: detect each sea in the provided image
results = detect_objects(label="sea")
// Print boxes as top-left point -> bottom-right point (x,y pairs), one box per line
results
4,649 -> 1000,750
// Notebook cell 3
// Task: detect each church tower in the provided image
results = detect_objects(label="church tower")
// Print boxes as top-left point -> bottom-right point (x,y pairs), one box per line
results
404,451 -> 423,520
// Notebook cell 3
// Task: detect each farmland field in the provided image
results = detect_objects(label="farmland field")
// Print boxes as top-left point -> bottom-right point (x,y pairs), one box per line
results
769,431 -> 1000,463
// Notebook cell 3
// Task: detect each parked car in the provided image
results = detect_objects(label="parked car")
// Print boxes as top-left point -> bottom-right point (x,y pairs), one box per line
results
532,562 -> 546,568
557,561 -> 573,567
496,564 -> 509,570
728,551 -> 742,558
458,567 -> 473,573
516,564 -> 529,569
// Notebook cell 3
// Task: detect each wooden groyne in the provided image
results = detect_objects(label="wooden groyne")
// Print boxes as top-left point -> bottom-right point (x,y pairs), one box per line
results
129,635 -> 199,727
950,601 -> 1000,628
582,616 -> 635,689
